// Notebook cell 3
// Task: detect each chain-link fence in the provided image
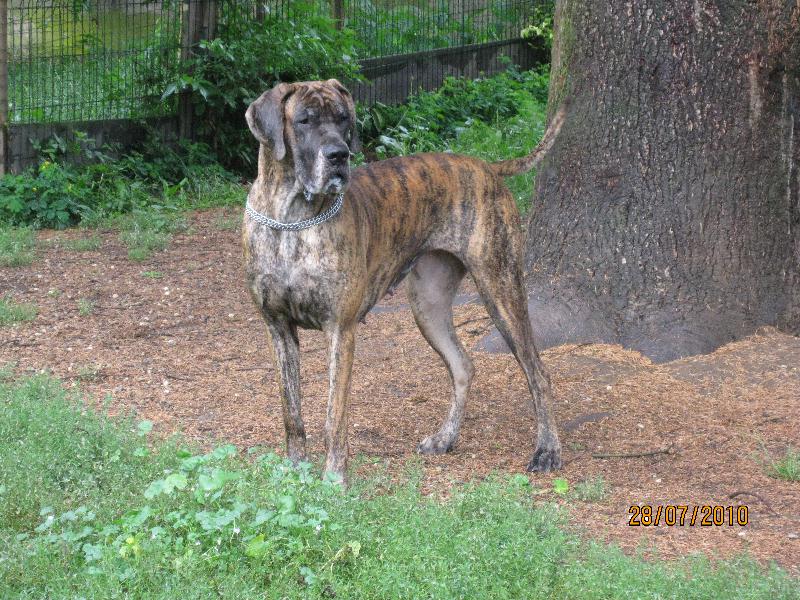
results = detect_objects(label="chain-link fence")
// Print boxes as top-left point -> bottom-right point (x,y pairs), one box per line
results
0,0 -> 548,171
9,0 -> 183,124
6,0 -> 542,124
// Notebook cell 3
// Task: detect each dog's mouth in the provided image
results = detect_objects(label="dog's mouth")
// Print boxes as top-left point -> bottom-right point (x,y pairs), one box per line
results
323,174 -> 346,194
304,169 -> 349,199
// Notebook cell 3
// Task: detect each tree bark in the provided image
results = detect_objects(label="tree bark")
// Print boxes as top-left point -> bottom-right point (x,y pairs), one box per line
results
486,0 -> 800,362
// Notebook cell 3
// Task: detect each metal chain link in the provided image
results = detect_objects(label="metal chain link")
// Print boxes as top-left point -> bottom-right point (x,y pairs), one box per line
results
245,193 -> 345,231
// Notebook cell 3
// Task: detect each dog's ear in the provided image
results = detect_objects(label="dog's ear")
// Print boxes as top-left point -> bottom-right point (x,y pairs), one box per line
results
246,83 -> 294,160
327,79 -> 361,153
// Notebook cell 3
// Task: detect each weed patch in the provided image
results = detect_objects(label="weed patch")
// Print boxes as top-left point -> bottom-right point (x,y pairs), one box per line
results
115,209 -> 187,261
0,297 -> 38,326
0,226 -> 36,267
571,476 -> 608,502
76,298 -> 95,316
63,235 -> 102,252
767,447 -> 800,481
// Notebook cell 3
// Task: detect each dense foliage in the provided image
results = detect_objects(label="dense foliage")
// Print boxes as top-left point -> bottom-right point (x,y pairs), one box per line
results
1,67 -> 551,229
0,135 -> 239,229
162,1 -> 361,171
359,65 -> 549,158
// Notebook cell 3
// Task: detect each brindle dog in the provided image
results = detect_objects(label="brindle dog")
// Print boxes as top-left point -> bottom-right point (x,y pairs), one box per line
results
243,79 -> 565,481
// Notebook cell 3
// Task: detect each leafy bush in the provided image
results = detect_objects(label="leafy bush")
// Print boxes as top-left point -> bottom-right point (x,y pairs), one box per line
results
361,65 -> 549,158
0,161 -> 97,228
162,1 -> 361,171
0,133 -> 241,229
521,1 -> 556,48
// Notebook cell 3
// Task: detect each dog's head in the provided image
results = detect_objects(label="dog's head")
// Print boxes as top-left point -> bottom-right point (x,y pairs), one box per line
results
246,79 -> 360,197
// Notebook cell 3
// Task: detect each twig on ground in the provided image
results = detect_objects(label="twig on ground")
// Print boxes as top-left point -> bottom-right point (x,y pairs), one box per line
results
592,443 -> 674,459
728,490 -> 779,516
455,315 -> 491,329
165,372 -> 194,381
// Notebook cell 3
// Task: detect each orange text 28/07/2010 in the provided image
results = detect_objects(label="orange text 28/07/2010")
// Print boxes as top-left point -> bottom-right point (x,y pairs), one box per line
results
628,505 -> 749,527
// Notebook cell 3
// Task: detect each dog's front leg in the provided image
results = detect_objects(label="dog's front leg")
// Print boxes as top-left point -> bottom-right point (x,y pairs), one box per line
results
265,318 -> 307,463
324,323 -> 356,482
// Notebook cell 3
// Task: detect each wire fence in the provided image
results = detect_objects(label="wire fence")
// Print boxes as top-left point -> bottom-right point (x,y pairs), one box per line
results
6,0 -> 543,125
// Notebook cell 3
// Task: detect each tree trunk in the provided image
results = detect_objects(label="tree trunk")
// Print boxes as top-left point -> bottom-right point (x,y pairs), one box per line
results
488,0 -> 800,362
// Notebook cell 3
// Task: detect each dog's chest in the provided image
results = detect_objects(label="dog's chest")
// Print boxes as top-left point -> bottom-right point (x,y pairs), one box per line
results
245,228 -> 349,328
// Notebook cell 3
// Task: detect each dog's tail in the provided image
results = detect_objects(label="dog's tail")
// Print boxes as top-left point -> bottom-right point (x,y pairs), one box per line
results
490,104 -> 567,177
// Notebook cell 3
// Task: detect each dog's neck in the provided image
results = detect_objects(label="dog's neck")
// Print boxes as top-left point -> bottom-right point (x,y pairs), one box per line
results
251,146 -> 335,223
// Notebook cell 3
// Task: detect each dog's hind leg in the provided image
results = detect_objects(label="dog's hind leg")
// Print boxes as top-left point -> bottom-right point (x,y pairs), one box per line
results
265,318 -> 307,464
408,251 -> 474,455
465,228 -> 562,472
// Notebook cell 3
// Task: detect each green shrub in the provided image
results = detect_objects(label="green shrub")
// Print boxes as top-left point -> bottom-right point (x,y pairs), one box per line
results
361,65 -> 550,158
0,161 -> 96,228
521,1 -> 556,49
161,1 -> 361,171
0,132 -> 239,229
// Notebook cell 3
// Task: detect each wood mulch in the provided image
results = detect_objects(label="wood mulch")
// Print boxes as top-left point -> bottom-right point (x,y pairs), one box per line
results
2,207 -> 798,574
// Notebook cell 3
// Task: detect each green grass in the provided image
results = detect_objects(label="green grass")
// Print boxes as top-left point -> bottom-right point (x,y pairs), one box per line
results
214,211 -> 242,231
0,374 -> 797,599
0,296 -> 37,326
76,298 -> 95,316
571,476 -> 608,502
767,447 -> 800,481
62,234 -> 102,252
113,209 -> 188,261
0,226 -> 36,267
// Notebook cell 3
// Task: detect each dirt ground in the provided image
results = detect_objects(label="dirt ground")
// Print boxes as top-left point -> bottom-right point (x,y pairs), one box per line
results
2,207 -> 799,574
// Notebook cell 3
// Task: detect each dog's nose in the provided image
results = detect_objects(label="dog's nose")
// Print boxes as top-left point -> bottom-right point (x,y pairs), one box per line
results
323,144 -> 350,164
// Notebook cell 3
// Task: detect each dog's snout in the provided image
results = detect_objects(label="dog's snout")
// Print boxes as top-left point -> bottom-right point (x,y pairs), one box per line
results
323,143 -> 350,165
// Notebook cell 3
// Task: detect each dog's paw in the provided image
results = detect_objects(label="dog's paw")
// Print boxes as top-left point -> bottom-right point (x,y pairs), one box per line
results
526,446 -> 562,472
417,433 -> 456,455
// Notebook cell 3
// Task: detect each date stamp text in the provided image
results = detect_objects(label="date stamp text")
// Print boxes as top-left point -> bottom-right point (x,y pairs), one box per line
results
628,505 -> 749,527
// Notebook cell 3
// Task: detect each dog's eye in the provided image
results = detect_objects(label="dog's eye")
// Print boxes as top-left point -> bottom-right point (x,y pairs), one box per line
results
297,116 -> 309,125
337,113 -> 349,123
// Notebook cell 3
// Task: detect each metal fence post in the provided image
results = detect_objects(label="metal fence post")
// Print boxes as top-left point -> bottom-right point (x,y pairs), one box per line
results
0,0 -> 8,175
332,0 -> 344,30
179,0 -> 217,141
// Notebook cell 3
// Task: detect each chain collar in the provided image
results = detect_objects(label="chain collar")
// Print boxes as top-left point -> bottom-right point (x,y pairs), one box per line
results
245,192 -> 344,231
